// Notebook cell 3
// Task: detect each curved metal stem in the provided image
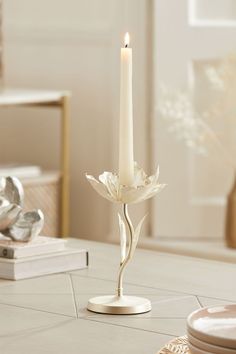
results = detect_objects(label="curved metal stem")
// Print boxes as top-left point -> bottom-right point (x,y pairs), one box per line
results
117,204 -> 134,297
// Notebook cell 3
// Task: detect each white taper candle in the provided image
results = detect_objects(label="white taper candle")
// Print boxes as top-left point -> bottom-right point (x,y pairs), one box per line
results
119,32 -> 134,186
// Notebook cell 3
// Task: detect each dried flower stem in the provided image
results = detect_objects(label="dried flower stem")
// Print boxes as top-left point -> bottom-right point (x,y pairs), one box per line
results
117,204 -> 134,297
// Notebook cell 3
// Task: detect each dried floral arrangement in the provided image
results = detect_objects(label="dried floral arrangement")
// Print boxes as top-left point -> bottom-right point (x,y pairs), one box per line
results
157,54 -> 236,171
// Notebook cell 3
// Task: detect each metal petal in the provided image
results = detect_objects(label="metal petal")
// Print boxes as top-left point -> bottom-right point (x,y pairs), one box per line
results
86,164 -> 165,204
119,184 -> 153,204
99,172 -> 119,200
133,163 -> 147,187
145,184 -> 167,200
86,174 -> 115,202
7,209 -> 44,242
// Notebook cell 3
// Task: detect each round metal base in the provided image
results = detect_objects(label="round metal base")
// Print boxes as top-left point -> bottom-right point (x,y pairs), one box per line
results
87,295 -> 151,315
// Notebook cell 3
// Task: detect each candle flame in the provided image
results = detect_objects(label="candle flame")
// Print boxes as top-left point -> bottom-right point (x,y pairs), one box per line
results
124,32 -> 130,47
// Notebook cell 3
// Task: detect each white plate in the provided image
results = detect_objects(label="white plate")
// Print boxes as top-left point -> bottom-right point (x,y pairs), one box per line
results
188,332 -> 236,354
187,304 -> 236,349
188,342 -> 212,354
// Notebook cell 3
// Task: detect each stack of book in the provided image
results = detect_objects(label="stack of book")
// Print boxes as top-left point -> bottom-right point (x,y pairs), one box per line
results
0,236 -> 88,280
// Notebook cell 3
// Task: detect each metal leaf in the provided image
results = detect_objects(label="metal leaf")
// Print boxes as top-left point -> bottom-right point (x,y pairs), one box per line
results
118,213 -> 126,264
130,214 -> 147,258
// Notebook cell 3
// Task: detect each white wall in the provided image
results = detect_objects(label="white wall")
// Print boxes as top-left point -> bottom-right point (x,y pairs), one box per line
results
1,0 -> 151,241
152,0 -> 236,239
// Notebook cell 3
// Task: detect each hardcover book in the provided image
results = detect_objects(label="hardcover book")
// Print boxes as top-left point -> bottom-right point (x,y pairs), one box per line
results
0,236 -> 66,259
0,248 -> 88,280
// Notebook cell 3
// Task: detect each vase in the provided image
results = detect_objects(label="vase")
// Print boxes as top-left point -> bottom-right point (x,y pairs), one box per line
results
225,176 -> 236,248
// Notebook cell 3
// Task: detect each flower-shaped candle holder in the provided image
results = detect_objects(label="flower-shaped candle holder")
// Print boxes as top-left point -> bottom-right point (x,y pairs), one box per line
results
86,163 -> 165,315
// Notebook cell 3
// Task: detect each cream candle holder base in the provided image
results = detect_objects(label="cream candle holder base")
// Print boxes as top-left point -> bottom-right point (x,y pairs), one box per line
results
86,203 -> 152,315
87,295 -> 151,315
86,163 -> 165,316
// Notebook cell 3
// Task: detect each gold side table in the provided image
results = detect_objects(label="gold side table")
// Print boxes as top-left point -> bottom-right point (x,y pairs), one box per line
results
0,89 -> 70,237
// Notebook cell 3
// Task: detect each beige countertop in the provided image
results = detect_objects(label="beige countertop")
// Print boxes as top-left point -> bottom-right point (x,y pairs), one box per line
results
0,238 -> 234,354
139,237 -> 236,263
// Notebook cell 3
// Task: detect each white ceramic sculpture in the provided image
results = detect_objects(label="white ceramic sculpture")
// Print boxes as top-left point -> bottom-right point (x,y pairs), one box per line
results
0,176 -> 44,242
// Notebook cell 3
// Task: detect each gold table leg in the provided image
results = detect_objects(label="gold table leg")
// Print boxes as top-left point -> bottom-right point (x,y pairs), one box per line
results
60,94 -> 70,237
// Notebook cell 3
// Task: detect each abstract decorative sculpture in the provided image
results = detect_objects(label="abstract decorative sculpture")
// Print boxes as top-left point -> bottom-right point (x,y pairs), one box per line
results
86,163 -> 165,314
0,176 -> 44,242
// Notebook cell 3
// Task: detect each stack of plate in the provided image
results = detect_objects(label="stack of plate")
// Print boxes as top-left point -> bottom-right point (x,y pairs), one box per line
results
187,304 -> 236,354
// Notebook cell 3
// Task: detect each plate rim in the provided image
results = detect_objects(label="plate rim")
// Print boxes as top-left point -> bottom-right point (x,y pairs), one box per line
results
187,304 -> 236,349
188,331 -> 236,354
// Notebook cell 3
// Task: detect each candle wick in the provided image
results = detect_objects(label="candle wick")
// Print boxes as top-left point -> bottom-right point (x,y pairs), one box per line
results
125,44 -> 128,48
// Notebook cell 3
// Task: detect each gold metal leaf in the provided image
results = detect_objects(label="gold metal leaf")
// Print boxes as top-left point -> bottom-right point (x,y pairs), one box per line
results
118,213 -> 126,264
130,214 -> 147,258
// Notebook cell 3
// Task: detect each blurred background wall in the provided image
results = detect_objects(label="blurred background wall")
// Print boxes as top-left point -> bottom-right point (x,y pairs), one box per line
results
0,0 -> 151,241
1,0 -> 234,243
152,0 -> 236,240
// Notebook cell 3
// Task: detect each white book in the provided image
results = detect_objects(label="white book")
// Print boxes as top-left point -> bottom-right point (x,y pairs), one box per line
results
0,163 -> 41,178
0,236 -> 66,259
0,248 -> 88,280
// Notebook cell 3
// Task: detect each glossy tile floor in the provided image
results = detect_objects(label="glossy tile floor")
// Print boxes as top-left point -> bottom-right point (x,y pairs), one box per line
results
0,239 -> 235,354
